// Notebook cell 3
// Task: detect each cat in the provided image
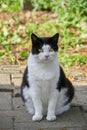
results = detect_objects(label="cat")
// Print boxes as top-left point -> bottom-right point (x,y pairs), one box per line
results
21,33 -> 74,121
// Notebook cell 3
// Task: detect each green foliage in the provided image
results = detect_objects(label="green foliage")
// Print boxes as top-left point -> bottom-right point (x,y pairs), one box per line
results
0,52 -> 5,57
0,30 -> 22,45
0,0 -> 87,67
39,22 -> 59,36
59,53 -> 87,67
20,51 -> 29,58
0,0 -> 20,12
26,23 -> 38,36
31,0 -> 53,11
31,0 -> 87,49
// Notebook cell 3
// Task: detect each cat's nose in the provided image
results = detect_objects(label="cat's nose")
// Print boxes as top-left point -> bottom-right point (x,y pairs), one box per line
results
45,55 -> 49,59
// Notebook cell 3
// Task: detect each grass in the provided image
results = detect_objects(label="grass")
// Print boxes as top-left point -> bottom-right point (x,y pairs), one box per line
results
59,53 -> 87,67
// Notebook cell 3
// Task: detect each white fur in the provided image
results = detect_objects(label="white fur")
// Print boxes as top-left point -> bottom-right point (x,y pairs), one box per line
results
23,45 -> 70,121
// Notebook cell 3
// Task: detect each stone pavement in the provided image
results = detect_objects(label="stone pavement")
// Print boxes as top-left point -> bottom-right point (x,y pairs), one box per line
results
0,65 -> 87,130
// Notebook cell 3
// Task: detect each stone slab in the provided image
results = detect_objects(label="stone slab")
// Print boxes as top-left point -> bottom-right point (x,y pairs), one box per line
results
0,92 -> 12,110
11,73 -> 22,87
14,88 -> 21,96
81,106 -> 87,112
83,113 -> 87,121
15,123 -> 36,130
0,110 -> 30,118
14,107 -> 86,129
12,78 -> 22,87
72,89 -> 87,106
20,65 -> 26,73
0,107 -> 86,130
0,74 -> 11,85
0,129 -> 13,130
1,65 -> 20,74
11,73 -> 22,79
0,85 -> 14,92
67,127 -> 87,130
13,97 -> 25,110
37,128 -> 87,130
73,82 -> 87,87
0,115 -> 13,129
74,86 -> 87,91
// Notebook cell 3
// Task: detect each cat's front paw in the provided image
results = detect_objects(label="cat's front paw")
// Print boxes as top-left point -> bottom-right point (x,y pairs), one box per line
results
46,115 -> 56,121
32,114 -> 43,121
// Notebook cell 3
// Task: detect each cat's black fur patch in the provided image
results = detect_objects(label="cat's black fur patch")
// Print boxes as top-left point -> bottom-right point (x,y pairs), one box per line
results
31,33 -> 59,55
57,66 -> 74,105
21,67 -> 29,102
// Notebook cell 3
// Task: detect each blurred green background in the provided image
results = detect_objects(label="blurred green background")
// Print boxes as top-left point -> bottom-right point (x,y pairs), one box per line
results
0,0 -> 87,69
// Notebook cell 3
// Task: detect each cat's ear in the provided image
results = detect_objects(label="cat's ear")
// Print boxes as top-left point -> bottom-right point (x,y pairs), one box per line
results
51,33 -> 59,44
31,33 -> 39,42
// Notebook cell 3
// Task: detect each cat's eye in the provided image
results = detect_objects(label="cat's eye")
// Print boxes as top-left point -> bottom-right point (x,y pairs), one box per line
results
39,49 -> 43,52
49,48 -> 54,52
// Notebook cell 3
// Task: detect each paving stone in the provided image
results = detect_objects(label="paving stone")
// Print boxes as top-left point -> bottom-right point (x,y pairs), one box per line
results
67,127 -> 87,130
20,65 -> 26,73
1,65 -> 20,74
13,97 -> 25,110
15,120 -> 86,130
0,109 -> 32,128
83,113 -> 87,121
12,78 -> 22,87
0,115 -> 13,129
14,107 -> 86,129
0,74 -> 11,85
69,71 -> 85,82
0,92 -> 12,110
14,88 -> 21,96
0,128 -> 14,130
43,128 -> 87,130
81,106 -> 87,112
28,128 -> 65,130
11,73 -> 22,87
0,68 -> 3,73
72,89 -> 87,106
11,73 -> 22,79
0,85 -> 14,91
0,110 -> 32,123
74,86 -> 87,91
15,123 -> 36,130
14,109 -> 32,122
15,125 -> 86,130
73,82 -> 87,87
0,106 -> 86,130
0,129 -> 13,130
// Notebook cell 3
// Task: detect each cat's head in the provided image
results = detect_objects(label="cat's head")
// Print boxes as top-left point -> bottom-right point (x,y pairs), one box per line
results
31,33 -> 59,62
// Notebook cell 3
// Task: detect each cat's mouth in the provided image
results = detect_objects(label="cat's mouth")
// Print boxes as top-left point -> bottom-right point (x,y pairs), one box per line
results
38,55 -> 53,62
44,57 -> 52,62
44,55 -> 49,61
44,57 -> 49,61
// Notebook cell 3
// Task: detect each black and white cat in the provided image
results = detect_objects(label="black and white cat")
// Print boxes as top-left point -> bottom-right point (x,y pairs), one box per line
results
21,33 -> 74,121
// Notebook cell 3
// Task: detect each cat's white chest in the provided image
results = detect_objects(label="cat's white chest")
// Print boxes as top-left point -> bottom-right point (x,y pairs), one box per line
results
33,63 -> 57,80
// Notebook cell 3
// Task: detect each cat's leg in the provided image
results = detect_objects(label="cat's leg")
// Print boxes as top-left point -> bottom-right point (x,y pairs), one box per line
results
29,88 -> 43,121
46,90 -> 59,121
32,95 -> 43,121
